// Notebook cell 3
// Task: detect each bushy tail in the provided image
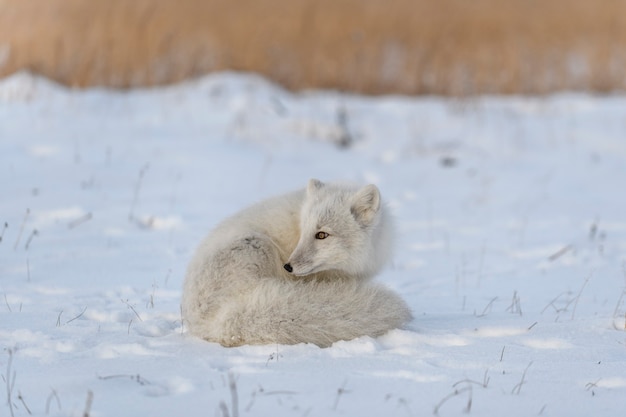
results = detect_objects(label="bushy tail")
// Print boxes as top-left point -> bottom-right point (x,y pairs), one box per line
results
203,278 -> 412,347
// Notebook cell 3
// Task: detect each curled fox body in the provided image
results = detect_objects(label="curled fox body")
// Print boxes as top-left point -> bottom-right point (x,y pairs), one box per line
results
182,179 -> 411,347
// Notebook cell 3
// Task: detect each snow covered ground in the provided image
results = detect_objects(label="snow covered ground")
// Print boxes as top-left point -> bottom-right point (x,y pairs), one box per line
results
1,72 -> 626,417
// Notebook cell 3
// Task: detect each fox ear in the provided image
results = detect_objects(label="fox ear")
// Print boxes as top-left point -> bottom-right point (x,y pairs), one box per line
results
350,184 -> 381,226
307,178 -> 324,195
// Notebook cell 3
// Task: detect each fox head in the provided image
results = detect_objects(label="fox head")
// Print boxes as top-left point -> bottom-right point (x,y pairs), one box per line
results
284,179 -> 392,278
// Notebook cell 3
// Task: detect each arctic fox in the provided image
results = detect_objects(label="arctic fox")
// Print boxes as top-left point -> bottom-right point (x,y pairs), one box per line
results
182,179 -> 412,347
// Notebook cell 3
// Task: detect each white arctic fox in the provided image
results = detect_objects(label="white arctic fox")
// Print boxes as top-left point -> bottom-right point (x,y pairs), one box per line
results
182,179 -> 411,347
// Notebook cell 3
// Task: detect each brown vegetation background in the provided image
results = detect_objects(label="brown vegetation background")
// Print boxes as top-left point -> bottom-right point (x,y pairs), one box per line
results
1,0 -> 626,95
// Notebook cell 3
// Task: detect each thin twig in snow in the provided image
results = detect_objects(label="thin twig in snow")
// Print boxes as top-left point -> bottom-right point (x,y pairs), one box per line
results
24,229 -> 38,251
396,397 -> 413,417
68,213 -> 93,229
335,106 -> 353,149
547,245 -> 572,262
475,296 -> 498,317
266,321 -> 286,366
82,390 -> 93,417
511,362 -> 533,395
265,349 -> 283,366
121,299 -> 143,321
66,307 -> 87,324
541,291 -> 575,315
433,385 -> 472,416
219,402 -> 230,417
17,391 -> 31,415
164,268 -> 172,287
263,390 -> 298,396
147,281 -> 157,309
179,304 -> 185,335
506,290 -> 523,316
244,387 -> 258,412
98,374 -> 151,386
0,222 -> 7,243
571,273 -> 592,320
585,379 -> 601,396
45,389 -> 62,414
4,348 -> 16,417
4,294 -> 12,312
228,373 -> 239,417
465,385 -> 473,413
332,380 -> 350,411
588,220 -> 598,240
129,163 -> 150,221
13,209 -> 29,251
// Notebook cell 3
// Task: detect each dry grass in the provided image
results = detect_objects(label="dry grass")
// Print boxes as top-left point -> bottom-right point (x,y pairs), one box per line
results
1,0 -> 626,95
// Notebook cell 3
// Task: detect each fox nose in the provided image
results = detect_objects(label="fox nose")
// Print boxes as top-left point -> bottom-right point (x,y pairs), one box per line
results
283,263 -> 293,273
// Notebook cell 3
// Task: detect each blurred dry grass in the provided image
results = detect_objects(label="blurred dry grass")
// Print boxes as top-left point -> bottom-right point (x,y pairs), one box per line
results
1,0 -> 625,95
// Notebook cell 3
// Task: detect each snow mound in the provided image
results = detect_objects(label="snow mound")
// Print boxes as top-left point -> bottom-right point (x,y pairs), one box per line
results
0,71 -> 66,101
1,72 -> 625,417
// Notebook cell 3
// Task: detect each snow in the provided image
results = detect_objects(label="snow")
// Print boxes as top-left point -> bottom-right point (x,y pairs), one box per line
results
1,71 -> 626,417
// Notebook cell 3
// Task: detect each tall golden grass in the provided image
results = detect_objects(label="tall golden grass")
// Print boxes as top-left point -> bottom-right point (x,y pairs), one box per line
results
1,0 -> 625,95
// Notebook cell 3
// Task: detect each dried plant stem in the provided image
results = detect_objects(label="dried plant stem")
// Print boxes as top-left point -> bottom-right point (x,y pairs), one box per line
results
13,209 -> 29,251
129,164 -> 149,221
121,299 -> 143,322
82,390 -> 93,417
66,307 -> 87,324
434,385 -> 472,416
24,229 -> 38,251
0,222 -> 7,243
4,349 -> 16,417
571,274 -> 592,320
45,389 -> 62,414
68,213 -> 93,229
512,362 -> 533,395
17,391 -> 31,415
228,373 -> 239,417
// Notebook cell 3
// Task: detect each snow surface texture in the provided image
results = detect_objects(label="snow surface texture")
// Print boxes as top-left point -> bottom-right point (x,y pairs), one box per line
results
1,72 -> 626,416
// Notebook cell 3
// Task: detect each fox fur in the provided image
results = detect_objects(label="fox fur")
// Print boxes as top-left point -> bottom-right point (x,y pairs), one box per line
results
182,179 -> 412,347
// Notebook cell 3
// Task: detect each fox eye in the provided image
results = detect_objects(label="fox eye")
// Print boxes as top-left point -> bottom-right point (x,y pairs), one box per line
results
315,231 -> 329,240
